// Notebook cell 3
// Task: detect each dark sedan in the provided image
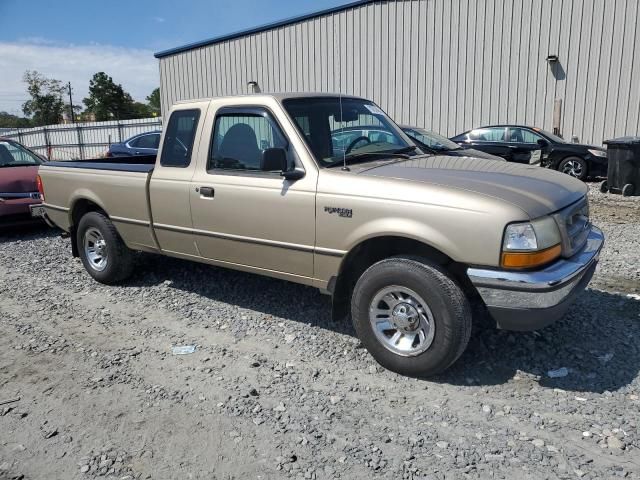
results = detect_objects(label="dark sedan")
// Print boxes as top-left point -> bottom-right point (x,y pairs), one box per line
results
107,130 -> 161,157
450,125 -> 608,180
0,138 -> 44,227
401,125 -> 504,161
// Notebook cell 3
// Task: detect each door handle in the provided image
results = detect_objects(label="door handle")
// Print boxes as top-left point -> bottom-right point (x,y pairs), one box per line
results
198,186 -> 215,198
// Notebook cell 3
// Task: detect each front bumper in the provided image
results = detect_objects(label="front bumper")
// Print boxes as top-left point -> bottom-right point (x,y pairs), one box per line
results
467,226 -> 604,331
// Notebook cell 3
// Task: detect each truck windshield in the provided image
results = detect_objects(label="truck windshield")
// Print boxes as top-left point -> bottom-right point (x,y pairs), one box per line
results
283,97 -> 419,168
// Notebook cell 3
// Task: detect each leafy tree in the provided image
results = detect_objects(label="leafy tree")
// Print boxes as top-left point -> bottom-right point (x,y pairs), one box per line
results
146,88 -> 161,116
22,70 -> 66,126
0,111 -> 31,129
83,72 -> 138,121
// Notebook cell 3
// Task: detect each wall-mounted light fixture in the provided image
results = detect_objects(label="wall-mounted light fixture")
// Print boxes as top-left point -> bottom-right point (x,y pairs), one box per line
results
546,54 -> 559,63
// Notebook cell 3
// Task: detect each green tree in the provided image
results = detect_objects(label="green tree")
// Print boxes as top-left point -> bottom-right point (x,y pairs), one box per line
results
83,72 -> 138,121
22,70 -> 66,126
146,88 -> 160,116
0,111 -> 31,129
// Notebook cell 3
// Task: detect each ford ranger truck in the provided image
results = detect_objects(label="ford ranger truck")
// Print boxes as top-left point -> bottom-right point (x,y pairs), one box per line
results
35,93 -> 604,377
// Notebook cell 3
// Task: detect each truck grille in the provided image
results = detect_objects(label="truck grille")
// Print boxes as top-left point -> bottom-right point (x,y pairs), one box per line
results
553,197 -> 590,258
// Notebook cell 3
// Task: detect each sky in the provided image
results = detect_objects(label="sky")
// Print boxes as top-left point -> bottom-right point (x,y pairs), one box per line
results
0,0 -> 351,115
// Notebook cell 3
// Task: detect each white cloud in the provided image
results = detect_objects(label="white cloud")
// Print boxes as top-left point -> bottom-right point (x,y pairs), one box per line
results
153,16 -> 166,23
0,40 -> 159,115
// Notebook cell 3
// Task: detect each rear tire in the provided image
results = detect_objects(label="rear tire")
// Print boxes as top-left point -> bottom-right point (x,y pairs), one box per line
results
351,256 -> 472,377
558,156 -> 588,180
77,211 -> 134,284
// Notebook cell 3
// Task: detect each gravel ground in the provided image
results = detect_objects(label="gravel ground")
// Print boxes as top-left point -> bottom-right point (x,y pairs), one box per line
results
1,183 -> 639,480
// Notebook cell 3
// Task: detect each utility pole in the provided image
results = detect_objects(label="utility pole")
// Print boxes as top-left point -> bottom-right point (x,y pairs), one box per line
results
67,81 -> 75,123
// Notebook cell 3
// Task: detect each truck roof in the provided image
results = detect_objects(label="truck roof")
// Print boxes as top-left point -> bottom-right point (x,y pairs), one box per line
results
174,92 -> 366,105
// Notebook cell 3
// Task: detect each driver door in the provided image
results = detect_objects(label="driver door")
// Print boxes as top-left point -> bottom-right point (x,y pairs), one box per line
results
189,106 -> 316,279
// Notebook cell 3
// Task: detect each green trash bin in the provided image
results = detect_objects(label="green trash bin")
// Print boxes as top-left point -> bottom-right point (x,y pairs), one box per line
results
601,136 -> 640,196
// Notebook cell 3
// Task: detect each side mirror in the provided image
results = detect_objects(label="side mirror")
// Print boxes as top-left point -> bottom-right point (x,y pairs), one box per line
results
261,148 -> 287,172
537,138 -> 549,148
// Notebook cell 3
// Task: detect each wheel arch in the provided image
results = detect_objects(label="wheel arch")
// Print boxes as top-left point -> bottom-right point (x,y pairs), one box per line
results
69,196 -> 109,257
330,235 -> 476,322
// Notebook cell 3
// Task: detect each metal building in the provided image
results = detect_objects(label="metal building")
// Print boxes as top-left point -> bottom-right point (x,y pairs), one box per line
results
155,0 -> 640,145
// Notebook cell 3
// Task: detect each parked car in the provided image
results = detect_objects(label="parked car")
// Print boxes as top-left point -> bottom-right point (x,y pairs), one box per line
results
0,138 -> 45,227
107,130 -> 161,157
35,93 -> 603,377
451,125 -> 608,180
401,125 -> 504,161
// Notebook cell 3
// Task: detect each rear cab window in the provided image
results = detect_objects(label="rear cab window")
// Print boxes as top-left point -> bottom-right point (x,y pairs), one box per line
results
160,109 -> 200,167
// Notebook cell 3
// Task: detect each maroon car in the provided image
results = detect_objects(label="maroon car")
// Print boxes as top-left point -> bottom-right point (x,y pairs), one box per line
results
0,138 -> 44,227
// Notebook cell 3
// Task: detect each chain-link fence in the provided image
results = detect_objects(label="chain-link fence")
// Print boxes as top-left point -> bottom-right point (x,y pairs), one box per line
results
0,117 -> 163,160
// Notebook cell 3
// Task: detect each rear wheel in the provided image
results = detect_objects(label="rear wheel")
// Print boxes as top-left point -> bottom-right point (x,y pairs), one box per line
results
77,211 -> 134,284
558,156 -> 588,180
351,256 -> 472,377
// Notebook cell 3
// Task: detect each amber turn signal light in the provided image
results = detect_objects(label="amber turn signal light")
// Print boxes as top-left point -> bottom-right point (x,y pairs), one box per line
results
501,244 -> 562,269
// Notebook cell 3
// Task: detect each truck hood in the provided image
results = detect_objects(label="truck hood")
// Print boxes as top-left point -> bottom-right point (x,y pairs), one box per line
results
0,165 -> 39,193
357,156 -> 587,218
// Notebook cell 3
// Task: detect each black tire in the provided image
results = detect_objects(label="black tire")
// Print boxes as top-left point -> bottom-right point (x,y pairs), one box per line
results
351,256 -> 472,377
558,156 -> 588,180
600,180 -> 609,193
76,211 -> 134,284
622,183 -> 635,197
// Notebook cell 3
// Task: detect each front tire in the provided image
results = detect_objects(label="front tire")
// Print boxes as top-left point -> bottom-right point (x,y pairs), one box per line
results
351,257 -> 472,377
77,211 -> 134,284
558,156 -> 588,180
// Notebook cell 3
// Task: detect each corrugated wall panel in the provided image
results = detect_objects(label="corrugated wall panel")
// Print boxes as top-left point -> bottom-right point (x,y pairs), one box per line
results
159,0 -> 640,145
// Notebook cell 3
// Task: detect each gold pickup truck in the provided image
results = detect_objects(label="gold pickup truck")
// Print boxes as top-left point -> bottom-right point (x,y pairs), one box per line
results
35,93 -> 604,376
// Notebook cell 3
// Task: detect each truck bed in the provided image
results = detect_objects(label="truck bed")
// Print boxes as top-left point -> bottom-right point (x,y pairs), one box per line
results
38,156 -> 157,251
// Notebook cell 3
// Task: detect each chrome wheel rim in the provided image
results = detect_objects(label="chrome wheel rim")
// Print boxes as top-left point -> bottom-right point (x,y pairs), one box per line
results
369,286 -> 435,357
84,227 -> 108,272
562,160 -> 583,178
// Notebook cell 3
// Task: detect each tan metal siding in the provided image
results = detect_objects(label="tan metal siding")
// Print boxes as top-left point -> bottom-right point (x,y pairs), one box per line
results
159,0 -> 640,144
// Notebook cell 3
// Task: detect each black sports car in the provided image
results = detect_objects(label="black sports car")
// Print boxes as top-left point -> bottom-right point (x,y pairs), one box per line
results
451,125 -> 608,180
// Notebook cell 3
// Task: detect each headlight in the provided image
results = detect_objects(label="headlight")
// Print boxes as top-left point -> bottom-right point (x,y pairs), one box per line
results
588,148 -> 607,158
502,217 -> 562,268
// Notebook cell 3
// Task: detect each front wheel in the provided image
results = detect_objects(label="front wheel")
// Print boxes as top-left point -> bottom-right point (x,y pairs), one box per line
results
351,257 -> 472,377
558,156 -> 588,180
77,211 -> 134,284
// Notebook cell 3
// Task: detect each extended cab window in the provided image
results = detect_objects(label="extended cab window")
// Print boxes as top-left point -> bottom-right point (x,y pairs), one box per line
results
160,109 -> 200,167
209,109 -> 287,172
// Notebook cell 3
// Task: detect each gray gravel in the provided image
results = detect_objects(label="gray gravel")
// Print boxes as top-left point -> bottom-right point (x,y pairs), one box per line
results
1,184 -> 639,480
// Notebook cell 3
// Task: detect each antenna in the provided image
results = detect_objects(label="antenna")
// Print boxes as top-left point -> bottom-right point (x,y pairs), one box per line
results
337,23 -> 349,171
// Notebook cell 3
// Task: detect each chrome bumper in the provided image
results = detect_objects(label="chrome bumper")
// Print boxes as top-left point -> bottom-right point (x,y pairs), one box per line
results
467,226 -> 604,331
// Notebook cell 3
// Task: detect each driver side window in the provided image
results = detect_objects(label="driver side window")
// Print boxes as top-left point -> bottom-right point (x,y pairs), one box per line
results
208,111 -> 287,172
